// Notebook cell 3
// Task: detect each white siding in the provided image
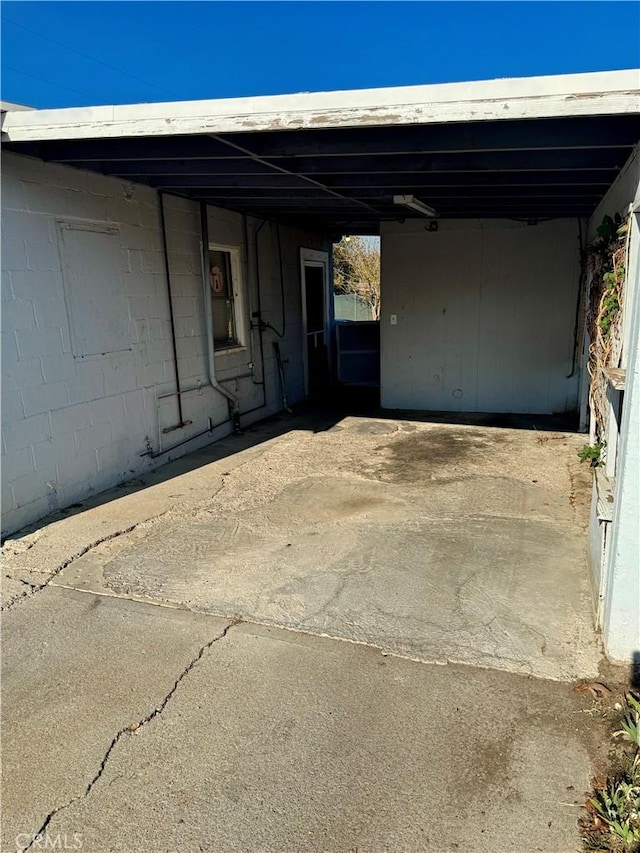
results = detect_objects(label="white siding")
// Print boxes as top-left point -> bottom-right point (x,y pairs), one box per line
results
1,152 -> 326,535
602,266 -> 640,662
586,145 -> 640,663
380,218 -> 581,414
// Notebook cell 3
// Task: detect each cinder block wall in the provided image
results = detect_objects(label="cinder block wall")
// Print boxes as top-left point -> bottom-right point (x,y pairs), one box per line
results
1,152 -> 325,535
380,218 -> 581,414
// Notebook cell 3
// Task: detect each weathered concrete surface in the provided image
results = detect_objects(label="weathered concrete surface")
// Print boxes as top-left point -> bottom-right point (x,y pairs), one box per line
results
45,416 -> 599,681
1,414 -> 335,609
0,585 -> 232,851
2,588 -> 604,853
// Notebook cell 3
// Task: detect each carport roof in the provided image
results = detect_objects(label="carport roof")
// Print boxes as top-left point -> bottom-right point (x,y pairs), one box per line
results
2,69 -> 639,234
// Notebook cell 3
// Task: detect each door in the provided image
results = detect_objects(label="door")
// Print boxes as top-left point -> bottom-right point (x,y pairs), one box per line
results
300,249 -> 330,398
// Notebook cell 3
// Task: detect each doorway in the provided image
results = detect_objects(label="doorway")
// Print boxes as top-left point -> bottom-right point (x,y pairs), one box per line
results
300,249 -> 330,398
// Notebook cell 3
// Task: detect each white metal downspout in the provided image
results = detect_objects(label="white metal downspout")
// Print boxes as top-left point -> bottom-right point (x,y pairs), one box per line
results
199,202 -> 241,431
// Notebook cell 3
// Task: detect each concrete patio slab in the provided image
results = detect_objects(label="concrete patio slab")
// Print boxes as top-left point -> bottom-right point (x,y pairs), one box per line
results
53,416 -> 600,681
1,414 -> 336,610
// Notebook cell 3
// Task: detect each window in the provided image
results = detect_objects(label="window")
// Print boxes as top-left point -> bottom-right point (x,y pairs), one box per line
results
208,246 -> 244,349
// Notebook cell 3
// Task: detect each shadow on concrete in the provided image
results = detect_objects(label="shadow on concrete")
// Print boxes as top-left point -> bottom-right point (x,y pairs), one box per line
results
331,385 -> 581,433
4,405 -> 341,543
4,393 -> 582,542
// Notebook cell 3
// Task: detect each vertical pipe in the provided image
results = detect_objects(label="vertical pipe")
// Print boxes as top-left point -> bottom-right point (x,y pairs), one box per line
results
198,202 -> 241,430
159,191 -> 185,426
567,217 -> 586,379
275,222 -> 286,337
243,214 -> 267,408
241,213 -> 256,369
253,219 -> 268,408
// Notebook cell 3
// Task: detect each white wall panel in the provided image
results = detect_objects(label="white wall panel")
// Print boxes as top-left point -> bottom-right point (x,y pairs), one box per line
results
585,145 -> 640,663
380,218 -> 581,414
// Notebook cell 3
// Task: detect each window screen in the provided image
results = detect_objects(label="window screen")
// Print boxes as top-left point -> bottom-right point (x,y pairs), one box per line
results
209,249 -> 237,347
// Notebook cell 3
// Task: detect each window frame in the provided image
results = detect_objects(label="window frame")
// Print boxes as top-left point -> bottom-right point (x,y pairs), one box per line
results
207,243 -> 247,354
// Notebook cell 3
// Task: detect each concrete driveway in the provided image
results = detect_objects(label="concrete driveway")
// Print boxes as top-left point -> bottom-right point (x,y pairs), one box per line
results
2,411 -> 608,852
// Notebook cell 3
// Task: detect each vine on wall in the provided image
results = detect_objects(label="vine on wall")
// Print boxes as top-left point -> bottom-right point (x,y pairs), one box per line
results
585,213 -> 630,447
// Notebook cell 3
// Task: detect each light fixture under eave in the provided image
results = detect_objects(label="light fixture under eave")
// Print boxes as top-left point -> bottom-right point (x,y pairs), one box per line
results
393,194 -> 438,218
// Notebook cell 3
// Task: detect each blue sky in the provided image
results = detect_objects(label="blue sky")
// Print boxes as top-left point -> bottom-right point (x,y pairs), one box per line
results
1,2 -> 639,109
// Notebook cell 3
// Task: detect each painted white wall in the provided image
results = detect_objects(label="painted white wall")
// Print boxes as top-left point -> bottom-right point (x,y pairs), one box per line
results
588,144 -> 640,373
602,242 -> 640,662
380,218 -> 581,414
585,145 -> 640,663
587,146 -> 640,661
1,152 -> 326,535
587,144 -> 640,242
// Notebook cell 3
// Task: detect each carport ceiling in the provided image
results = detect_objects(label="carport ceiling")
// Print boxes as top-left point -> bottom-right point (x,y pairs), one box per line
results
4,72 -> 639,234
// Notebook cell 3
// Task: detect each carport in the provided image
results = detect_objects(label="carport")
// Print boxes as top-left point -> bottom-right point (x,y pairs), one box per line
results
4,72 -> 638,416
4,70 -> 640,853
4,70 -> 639,232
2,69 -> 639,665
5,72 -> 638,410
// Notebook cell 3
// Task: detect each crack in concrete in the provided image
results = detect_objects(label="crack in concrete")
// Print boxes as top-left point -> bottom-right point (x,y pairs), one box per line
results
1,524 -> 142,612
1,489 -> 203,612
21,618 -> 240,853
566,460 -> 578,519
1,466 -> 244,612
4,574 -> 39,590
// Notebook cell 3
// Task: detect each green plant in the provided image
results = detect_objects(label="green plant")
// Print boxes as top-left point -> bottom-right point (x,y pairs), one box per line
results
597,214 -> 620,242
589,214 -> 626,346
579,442 -> 606,467
589,755 -> 640,850
599,287 -> 621,339
582,694 -> 640,851
615,695 -> 640,750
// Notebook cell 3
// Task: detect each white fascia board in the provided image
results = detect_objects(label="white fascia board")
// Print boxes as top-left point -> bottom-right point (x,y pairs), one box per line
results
2,69 -> 639,142
0,101 -> 35,112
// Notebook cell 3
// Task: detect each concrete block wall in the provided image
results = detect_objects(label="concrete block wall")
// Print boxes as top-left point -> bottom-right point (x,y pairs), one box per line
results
204,210 -> 309,415
1,152 -> 326,535
380,218 -> 581,414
